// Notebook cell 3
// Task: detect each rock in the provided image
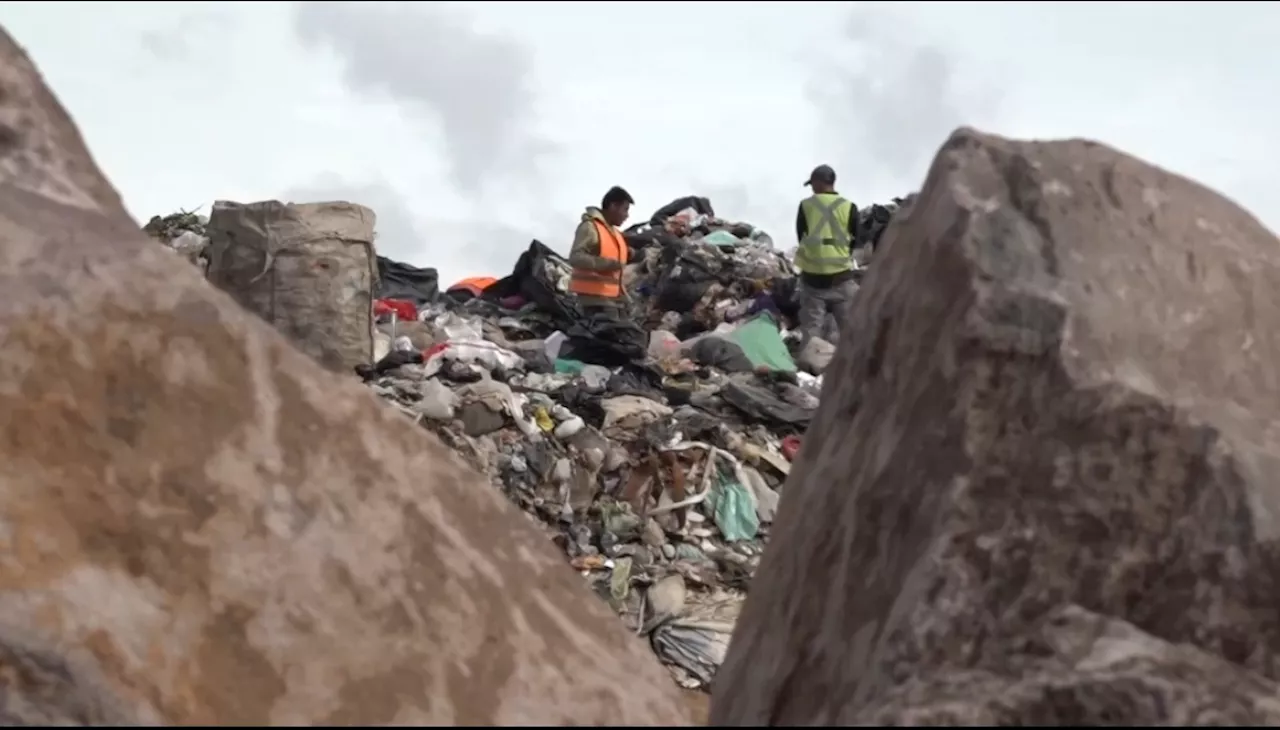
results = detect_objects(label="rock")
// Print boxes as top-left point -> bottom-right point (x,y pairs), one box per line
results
713,128 -> 1280,724
459,401 -> 507,436
642,518 -> 668,550
0,26 -> 689,726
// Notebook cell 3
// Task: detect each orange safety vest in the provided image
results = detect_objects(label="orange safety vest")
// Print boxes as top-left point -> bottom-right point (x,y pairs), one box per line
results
569,219 -> 628,298
447,276 -> 497,297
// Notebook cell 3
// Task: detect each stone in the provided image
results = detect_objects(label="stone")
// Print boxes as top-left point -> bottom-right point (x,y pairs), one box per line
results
642,518 -> 668,550
0,26 -> 689,726
712,128 -> 1280,724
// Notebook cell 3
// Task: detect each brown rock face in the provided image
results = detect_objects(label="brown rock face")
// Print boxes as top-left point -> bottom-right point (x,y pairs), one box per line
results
0,28 -> 690,726
712,129 -> 1280,725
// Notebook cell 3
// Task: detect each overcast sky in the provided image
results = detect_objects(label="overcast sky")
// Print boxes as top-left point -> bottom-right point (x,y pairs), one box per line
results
3,1 -> 1277,285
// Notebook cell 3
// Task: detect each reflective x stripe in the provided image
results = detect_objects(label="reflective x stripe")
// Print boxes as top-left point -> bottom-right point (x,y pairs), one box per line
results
796,254 -> 850,268
797,198 -> 851,268
801,196 -> 851,249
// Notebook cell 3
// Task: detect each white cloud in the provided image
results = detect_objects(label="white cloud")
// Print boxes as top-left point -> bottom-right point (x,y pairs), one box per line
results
806,7 -> 1002,199
2,0 -> 1278,286
292,1 -> 558,196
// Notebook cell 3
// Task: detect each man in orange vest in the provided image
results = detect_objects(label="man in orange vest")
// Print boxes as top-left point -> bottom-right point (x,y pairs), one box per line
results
568,186 -> 634,313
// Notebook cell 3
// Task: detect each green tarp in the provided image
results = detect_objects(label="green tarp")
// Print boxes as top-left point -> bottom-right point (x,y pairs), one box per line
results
727,312 -> 796,373
554,358 -> 586,374
705,466 -> 760,542
700,230 -> 743,247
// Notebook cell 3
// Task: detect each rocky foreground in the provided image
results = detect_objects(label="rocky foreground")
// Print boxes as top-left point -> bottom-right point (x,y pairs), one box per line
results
0,27 -> 685,726
714,132 -> 1280,724
3,22 -> 1280,728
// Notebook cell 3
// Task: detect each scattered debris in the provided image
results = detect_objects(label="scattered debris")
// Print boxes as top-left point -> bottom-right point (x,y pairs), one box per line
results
144,209 -> 210,270
145,193 -> 909,693
142,209 -> 206,241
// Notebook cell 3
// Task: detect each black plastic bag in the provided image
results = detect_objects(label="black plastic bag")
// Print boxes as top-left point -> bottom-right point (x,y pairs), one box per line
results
375,256 -> 439,304
483,240 -> 580,327
688,337 -> 754,374
561,307 -> 647,367
653,246 -> 722,312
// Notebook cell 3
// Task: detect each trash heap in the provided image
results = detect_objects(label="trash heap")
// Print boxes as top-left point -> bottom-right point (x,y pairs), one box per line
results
143,210 -> 210,271
858,194 -> 915,252
146,194 -> 910,693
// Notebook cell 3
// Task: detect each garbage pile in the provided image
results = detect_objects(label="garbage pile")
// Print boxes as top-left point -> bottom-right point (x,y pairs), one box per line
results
145,193 -> 910,693
857,193 -> 915,252
144,210 -> 210,271
361,201 -> 811,692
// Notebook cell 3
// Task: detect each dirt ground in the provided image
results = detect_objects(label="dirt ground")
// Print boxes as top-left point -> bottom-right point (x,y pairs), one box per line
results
683,691 -> 710,724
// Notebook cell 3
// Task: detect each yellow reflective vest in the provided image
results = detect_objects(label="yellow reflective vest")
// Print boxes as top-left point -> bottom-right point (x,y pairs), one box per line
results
795,193 -> 853,275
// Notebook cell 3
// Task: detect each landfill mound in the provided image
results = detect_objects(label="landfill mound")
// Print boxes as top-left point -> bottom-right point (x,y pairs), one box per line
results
0,25 -> 691,726
149,191 -> 912,695
712,129 -> 1280,725
143,209 -> 209,269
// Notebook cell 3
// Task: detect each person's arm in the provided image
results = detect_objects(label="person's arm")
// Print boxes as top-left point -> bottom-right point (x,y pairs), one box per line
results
795,203 -> 807,244
847,202 -> 862,248
568,220 -> 622,272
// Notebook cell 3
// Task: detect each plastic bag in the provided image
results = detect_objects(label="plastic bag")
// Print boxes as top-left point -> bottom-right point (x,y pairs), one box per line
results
414,379 -> 457,421
544,330 -> 567,360
704,468 -> 760,542
700,229 -> 742,247
423,341 -> 523,377
648,330 -> 682,360
671,206 -> 709,230
432,312 -> 483,341
648,592 -> 741,689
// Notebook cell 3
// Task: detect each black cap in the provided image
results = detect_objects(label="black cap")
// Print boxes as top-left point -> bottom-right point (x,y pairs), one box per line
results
803,164 -> 837,187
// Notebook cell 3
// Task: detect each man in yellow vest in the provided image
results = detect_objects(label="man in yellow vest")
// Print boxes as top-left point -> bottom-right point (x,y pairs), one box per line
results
568,186 -> 634,314
794,164 -> 860,344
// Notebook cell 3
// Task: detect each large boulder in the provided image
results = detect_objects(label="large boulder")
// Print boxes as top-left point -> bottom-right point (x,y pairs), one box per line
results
712,129 -> 1280,725
0,27 -> 690,726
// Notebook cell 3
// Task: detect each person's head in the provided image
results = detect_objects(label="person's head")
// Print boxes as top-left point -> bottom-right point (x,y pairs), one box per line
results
601,186 -> 634,227
803,164 -> 837,194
